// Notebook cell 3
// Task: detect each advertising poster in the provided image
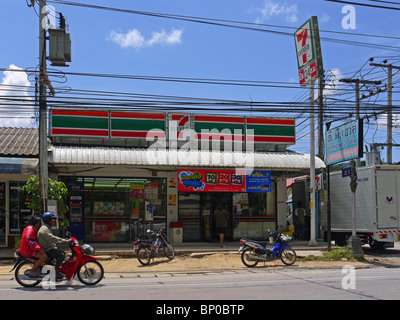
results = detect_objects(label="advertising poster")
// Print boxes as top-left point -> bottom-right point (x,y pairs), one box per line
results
92,221 -> 125,242
246,170 -> 272,192
130,182 -> 144,218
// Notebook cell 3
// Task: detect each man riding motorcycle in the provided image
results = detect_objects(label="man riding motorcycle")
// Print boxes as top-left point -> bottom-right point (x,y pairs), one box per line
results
37,212 -> 69,278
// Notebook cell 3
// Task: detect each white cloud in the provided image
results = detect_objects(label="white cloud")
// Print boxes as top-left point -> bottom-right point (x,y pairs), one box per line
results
255,0 -> 299,24
0,65 -> 35,128
108,28 -> 183,49
324,68 -> 343,97
376,113 -> 400,131
320,14 -> 331,24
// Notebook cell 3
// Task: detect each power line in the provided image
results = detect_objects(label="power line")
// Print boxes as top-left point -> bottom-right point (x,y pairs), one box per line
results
322,0 -> 400,11
46,0 -> 400,51
0,67 -> 359,92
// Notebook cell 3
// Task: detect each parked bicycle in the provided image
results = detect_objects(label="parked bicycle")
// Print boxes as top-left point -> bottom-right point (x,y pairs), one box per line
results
133,228 -> 175,265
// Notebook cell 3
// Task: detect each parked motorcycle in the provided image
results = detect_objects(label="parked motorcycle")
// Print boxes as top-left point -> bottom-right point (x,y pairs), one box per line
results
11,237 -> 104,287
238,230 -> 297,267
133,228 -> 175,265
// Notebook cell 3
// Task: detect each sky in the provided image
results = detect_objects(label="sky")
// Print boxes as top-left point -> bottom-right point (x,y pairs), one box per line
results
0,0 -> 400,163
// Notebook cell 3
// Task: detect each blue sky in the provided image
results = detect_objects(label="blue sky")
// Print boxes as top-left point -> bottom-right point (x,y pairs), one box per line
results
1,0 -> 399,163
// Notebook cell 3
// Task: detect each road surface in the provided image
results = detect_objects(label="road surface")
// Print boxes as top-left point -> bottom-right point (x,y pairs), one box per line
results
1,266 -> 399,301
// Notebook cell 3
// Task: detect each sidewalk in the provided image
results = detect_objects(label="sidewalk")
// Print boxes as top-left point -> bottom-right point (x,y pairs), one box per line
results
0,240 -> 328,260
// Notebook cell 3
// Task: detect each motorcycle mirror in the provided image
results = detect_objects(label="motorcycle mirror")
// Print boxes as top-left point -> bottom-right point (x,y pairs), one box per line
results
65,231 -> 71,238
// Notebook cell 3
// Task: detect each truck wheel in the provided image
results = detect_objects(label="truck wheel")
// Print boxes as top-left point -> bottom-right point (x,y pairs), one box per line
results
370,241 -> 385,250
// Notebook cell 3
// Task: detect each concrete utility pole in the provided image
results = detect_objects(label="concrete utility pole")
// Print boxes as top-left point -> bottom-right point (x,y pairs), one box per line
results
317,76 -> 325,161
339,78 -> 382,167
369,62 -> 400,164
347,165 -> 363,257
39,0 -> 48,215
309,80 -> 317,247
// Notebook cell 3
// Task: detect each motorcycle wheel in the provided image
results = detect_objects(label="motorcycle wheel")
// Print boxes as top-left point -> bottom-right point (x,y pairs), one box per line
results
241,248 -> 259,267
137,247 -> 152,265
77,261 -> 104,285
280,247 -> 297,265
164,243 -> 175,260
14,261 -> 41,288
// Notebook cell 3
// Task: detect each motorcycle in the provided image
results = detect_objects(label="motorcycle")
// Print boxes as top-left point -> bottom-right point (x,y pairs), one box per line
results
133,228 -> 175,265
11,237 -> 104,287
238,230 -> 297,267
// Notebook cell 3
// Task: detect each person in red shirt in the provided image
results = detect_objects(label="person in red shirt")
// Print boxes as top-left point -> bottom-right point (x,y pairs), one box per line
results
18,215 -> 47,277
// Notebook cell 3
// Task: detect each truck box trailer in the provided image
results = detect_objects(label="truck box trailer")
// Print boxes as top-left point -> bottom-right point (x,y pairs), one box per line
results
330,165 -> 400,248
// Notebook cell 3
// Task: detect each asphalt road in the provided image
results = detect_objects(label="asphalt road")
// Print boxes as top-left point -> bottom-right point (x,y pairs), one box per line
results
1,266 -> 399,301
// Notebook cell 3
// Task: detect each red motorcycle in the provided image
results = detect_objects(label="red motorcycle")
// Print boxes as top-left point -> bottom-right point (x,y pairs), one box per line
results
11,237 -> 104,287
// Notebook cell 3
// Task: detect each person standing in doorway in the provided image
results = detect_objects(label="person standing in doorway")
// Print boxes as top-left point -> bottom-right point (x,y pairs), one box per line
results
295,201 -> 306,240
214,204 -> 229,247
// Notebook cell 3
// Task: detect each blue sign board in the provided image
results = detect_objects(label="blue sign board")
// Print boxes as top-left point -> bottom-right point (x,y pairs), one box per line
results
246,171 -> 271,192
342,167 -> 351,177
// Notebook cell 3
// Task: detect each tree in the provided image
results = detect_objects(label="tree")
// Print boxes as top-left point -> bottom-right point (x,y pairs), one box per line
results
22,175 -> 69,217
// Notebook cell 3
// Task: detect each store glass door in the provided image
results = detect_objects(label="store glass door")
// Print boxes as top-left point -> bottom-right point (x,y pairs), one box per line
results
178,193 -> 201,241
209,193 -> 233,241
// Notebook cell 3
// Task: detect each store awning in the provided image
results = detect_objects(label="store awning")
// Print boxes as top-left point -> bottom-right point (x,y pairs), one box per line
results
0,157 -> 38,174
50,146 -> 325,172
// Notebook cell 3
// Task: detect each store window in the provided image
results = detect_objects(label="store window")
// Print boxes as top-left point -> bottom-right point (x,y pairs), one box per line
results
233,181 -> 276,240
61,177 -> 167,242
9,182 -> 32,235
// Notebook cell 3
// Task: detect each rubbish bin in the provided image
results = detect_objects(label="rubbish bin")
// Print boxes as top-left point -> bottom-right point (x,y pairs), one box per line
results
169,222 -> 183,243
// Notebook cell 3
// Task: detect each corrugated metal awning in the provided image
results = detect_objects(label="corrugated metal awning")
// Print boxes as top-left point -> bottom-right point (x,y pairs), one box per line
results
0,157 -> 38,174
50,146 -> 325,171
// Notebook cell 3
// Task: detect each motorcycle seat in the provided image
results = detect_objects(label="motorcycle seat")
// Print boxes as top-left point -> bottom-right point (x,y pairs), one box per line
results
243,239 -> 269,247
252,241 -> 269,247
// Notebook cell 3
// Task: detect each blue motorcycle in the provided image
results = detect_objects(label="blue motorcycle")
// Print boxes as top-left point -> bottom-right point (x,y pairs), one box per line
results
238,230 -> 297,267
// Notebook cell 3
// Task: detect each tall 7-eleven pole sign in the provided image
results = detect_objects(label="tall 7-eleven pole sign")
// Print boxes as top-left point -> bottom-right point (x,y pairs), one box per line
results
294,16 -> 324,246
294,16 -> 323,86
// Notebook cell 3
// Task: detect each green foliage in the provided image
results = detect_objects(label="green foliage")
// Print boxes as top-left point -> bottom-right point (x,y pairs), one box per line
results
299,246 -> 366,262
22,175 -> 69,215
14,236 -> 21,251
322,246 -> 366,262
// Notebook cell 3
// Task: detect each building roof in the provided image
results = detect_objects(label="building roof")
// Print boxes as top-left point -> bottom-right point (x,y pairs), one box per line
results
50,145 -> 326,172
0,127 -> 38,157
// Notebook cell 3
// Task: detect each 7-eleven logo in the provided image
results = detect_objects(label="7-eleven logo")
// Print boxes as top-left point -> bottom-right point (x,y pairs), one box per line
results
295,21 -> 314,68
171,114 -> 190,139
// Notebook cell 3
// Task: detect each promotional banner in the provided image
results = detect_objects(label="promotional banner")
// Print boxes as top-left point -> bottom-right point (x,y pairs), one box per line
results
178,169 -> 272,193
178,169 -> 246,192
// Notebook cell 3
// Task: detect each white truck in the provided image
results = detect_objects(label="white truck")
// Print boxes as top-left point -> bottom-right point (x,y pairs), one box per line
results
330,165 -> 400,249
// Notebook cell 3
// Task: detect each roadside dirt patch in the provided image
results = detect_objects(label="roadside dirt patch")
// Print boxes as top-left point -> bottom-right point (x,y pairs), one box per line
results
99,252 -> 372,274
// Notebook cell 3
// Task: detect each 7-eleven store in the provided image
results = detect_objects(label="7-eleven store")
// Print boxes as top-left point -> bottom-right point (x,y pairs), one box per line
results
49,108 -> 325,243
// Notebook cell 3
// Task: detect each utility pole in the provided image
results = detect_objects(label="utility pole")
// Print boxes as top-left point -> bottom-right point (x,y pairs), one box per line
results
39,0 -> 48,216
339,78 -> 381,166
317,76 -> 325,161
369,62 -> 400,164
309,80 -> 317,247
